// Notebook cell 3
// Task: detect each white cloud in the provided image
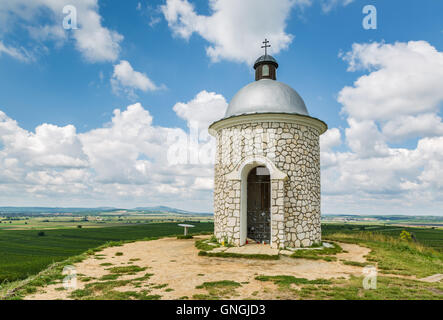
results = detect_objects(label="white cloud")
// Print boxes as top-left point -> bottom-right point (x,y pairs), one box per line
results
321,0 -> 354,13
0,90 -> 226,211
320,128 -> 341,151
173,90 -> 227,129
345,118 -> 389,158
192,177 -> 213,190
338,41 -> 443,121
0,41 -> 35,62
170,91 -> 227,166
0,0 -> 123,63
382,113 -> 443,142
111,60 -> 163,98
161,0 -> 311,64
321,40 -> 443,214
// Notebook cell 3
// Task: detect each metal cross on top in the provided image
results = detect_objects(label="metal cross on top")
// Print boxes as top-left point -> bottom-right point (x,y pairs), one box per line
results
261,38 -> 271,55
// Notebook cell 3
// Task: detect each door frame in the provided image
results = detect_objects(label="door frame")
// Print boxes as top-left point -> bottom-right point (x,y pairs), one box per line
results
225,155 -> 287,247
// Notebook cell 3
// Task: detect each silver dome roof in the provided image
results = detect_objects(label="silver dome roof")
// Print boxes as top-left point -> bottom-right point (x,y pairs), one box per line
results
224,79 -> 309,118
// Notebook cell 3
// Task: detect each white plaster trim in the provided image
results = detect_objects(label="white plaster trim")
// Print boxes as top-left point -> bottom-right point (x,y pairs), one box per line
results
226,155 -> 287,181
209,112 -> 328,136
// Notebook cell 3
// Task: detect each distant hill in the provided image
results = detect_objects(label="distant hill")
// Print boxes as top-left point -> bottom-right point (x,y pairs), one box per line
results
0,207 -> 119,215
322,214 -> 443,225
0,206 -> 212,216
323,214 -> 443,220
131,206 -> 212,216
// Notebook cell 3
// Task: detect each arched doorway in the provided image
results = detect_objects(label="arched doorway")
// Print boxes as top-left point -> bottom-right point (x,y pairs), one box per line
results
247,166 -> 271,243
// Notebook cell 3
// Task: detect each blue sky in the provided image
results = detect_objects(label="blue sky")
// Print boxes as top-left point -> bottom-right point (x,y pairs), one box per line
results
0,0 -> 443,215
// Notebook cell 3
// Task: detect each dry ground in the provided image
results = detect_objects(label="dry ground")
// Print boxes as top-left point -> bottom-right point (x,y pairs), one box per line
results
25,235 -> 374,300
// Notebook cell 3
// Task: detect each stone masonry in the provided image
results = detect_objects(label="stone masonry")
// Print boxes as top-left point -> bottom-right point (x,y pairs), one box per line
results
213,119 -> 322,249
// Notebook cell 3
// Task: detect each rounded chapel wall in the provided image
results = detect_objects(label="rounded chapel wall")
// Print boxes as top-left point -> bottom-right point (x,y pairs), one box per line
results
213,119 -> 321,248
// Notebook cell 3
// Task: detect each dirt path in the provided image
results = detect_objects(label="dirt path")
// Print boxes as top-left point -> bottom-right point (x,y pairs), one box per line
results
26,236 -> 371,300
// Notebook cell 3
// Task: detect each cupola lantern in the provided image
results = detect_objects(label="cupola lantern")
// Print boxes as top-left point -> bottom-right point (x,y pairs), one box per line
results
254,39 -> 278,81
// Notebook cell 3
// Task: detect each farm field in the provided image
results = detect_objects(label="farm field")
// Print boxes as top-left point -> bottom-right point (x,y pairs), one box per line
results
0,214 -> 212,230
322,215 -> 443,228
322,224 -> 443,252
0,222 -> 214,283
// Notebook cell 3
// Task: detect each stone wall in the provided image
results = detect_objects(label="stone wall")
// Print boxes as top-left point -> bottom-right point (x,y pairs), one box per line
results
213,120 -> 321,249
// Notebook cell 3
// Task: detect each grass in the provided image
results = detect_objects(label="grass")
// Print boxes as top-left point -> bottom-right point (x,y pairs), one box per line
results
299,276 -> 443,300
99,274 -> 120,281
256,275 -> 332,288
198,250 -> 280,260
325,232 -> 443,277
341,260 -> 371,267
322,224 -> 443,252
194,238 -> 220,251
0,222 -> 213,283
107,266 -> 147,275
100,263 -> 113,267
196,280 -> 242,289
195,280 -> 242,299
67,271 -> 156,300
70,280 -> 161,300
290,242 -> 343,261
255,274 -> 443,300
0,252 -> 88,300
80,276 -> 94,282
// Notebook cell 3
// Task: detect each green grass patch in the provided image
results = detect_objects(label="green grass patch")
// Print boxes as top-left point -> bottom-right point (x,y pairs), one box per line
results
195,238 -> 220,251
54,286 -> 66,291
100,274 -> 120,281
198,250 -> 279,260
290,243 -> 343,261
196,280 -> 241,289
195,280 -> 241,299
341,260 -> 371,267
108,266 -> 147,275
80,277 -> 94,282
132,273 -> 154,282
256,275 -> 332,288
325,232 -> 443,277
70,288 -> 94,298
192,294 -> 219,300
70,282 -> 161,300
